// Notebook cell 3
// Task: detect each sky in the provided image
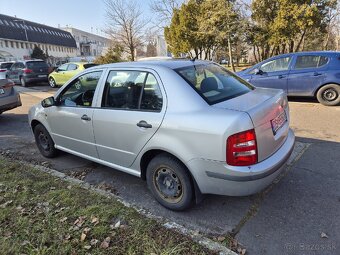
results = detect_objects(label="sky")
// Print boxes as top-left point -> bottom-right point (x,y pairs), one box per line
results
0,0 -> 155,37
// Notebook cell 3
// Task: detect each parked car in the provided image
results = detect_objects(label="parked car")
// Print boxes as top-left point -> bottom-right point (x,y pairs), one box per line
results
0,61 -> 14,79
48,62 -> 98,88
28,60 -> 295,211
0,78 -> 22,114
7,60 -> 50,87
237,51 -> 340,106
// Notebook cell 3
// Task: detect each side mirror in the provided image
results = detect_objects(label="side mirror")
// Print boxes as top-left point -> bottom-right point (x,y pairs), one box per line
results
41,96 -> 56,108
254,68 -> 263,75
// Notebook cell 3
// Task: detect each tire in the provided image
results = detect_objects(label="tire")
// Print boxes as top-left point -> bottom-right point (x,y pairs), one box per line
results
49,77 -> 57,88
33,124 -> 58,158
20,77 -> 27,87
146,153 -> 194,211
316,84 -> 340,106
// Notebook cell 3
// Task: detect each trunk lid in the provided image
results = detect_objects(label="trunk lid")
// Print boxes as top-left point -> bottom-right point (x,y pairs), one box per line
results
26,61 -> 49,75
214,88 -> 290,162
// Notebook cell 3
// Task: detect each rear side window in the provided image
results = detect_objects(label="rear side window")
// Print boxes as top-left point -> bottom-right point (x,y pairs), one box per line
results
102,70 -> 163,111
27,61 -> 48,69
176,63 -> 253,105
294,55 -> 329,69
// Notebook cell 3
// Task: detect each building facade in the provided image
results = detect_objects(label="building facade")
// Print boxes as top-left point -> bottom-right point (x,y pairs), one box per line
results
0,14 -> 77,64
61,27 -> 110,58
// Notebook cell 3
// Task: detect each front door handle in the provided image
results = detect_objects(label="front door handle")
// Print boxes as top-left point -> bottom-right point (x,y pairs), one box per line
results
137,120 -> 152,129
314,72 -> 322,76
81,114 -> 91,121
278,75 -> 286,79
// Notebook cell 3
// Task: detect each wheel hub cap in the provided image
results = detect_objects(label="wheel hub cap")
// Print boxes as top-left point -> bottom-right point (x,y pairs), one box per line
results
323,89 -> 337,101
38,132 -> 49,150
154,167 -> 183,202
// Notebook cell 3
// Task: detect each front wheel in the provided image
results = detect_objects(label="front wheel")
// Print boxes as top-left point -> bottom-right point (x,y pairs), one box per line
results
33,124 -> 58,158
146,154 -> 193,211
316,84 -> 340,106
49,77 -> 57,88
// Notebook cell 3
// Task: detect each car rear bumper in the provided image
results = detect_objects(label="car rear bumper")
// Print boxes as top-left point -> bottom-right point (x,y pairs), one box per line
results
24,75 -> 48,84
0,89 -> 22,112
188,129 -> 295,196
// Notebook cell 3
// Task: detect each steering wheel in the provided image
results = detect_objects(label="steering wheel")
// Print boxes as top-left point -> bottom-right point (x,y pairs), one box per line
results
82,90 -> 95,106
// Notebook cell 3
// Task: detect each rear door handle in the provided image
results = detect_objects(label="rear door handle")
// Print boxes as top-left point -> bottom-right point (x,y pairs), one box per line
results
278,75 -> 286,79
81,114 -> 91,121
314,72 -> 322,76
137,120 -> 152,129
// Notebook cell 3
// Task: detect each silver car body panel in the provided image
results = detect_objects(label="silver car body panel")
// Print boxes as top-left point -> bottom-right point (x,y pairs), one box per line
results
28,60 -> 295,196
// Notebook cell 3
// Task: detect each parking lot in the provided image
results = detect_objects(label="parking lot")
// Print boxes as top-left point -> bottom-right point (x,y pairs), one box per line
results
1,84 -> 339,255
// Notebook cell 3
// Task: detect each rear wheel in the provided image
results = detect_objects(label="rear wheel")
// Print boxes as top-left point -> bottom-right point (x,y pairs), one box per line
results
146,153 -> 193,211
316,84 -> 340,106
49,77 -> 57,88
20,77 -> 27,87
33,124 -> 58,158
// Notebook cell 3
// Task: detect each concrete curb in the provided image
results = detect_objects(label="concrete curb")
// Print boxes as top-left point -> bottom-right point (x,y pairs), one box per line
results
22,161 -> 237,255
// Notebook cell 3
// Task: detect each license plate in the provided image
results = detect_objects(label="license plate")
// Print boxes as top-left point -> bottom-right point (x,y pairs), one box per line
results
38,75 -> 47,78
0,88 -> 4,94
271,111 -> 287,135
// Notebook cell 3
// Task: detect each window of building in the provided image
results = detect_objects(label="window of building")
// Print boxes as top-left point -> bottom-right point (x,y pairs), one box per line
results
5,41 -> 8,47
16,42 -> 19,48
10,41 -> 14,48
0,19 -> 4,25
21,42 -> 24,48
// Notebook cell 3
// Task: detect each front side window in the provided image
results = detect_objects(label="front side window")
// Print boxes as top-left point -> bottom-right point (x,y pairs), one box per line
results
294,55 -> 329,69
260,57 -> 292,73
58,64 -> 68,71
102,70 -> 163,111
58,71 -> 103,107
67,64 -> 78,71
176,64 -> 253,105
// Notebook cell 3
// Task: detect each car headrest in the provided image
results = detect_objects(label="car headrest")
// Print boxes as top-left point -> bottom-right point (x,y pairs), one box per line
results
200,77 -> 218,93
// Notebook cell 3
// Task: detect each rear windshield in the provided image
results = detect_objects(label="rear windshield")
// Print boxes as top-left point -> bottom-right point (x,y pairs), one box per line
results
83,64 -> 98,69
175,63 -> 254,105
26,61 -> 48,69
0,63 -> 13,70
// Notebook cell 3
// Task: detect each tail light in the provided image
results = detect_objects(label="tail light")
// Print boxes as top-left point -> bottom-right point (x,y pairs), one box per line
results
0,69 -> 6,72
48,67 -> 53,73
227,129 -> 258,166
1,81 -> 15,88
23,68 -> 33,74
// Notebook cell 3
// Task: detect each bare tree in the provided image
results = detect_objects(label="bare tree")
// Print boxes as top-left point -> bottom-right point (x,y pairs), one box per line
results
150,0 -> 183,28
104,0 -> 149,61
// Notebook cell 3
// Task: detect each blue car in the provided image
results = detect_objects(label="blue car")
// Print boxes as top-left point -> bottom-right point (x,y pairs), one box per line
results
237,51 -> 340,106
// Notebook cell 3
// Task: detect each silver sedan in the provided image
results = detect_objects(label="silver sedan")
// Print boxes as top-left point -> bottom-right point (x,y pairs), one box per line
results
28,60 -> 295,211
0,78 -> 21,115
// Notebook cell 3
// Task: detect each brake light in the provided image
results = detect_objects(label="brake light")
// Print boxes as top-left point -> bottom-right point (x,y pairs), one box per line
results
23,68 -> 33,74
1,81 -> 15,88
48,67 -> 53,73
227,129 -> 258,166
0,69 -> 6,72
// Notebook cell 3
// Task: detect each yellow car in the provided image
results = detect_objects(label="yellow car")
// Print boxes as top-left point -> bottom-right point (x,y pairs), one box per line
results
48,62 -> 97,88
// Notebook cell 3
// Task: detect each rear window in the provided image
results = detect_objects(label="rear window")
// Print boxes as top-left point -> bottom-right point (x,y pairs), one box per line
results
84,64 -> 98,69
175,63 -> 253,105
26,61 -> 48,69
0,63 -> 13,70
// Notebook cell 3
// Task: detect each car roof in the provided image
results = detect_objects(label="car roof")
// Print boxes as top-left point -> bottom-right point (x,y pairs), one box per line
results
99,59 -> 212,70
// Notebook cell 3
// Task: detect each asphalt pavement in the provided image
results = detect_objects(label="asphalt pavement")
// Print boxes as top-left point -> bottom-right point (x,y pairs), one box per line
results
0,85 -> 339,255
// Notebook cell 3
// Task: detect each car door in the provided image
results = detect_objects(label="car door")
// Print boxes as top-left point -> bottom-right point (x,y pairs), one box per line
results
53,64 -> 69,85
8,63 -> 23,83
287,55 -> 329,96
45,70 -> 104,158
249,56 -> 292,93
92,69 -> 165,168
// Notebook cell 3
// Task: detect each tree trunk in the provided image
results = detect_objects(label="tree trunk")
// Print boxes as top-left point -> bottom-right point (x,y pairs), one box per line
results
227,36 -> 235,72
295,29 -> 307,52
253,45 -> 258,63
